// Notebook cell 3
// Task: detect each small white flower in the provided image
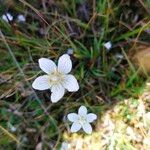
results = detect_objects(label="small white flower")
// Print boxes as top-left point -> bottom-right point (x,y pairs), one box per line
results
2,13 -> 13,22
104,41 -> 112,51
17,14 -> 26,22
32,54 -> 79,103
67,106 -> 97,134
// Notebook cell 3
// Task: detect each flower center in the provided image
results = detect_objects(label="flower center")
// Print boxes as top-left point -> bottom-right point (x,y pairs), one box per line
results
51,76 -> 59,82
78,116 -> 87,125
48,70 -> 64,85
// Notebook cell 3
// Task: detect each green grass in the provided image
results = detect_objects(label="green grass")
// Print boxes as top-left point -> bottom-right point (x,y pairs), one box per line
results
0,0 -> 150,149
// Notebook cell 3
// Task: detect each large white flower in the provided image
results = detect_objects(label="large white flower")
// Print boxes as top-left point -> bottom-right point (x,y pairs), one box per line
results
67,106 -> 97,134
32,54 -> 79,103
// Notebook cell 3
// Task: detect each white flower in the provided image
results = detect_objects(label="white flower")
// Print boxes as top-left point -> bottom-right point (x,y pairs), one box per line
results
17,14 -> 26,22
104,41 -> 112,51
32,54 -> 79,103
67,106 -> 97,134
2,13 -> 13,22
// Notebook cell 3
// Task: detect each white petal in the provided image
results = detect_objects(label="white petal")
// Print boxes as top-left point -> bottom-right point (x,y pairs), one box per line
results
78,106 -> 87,116
63,75 -> 79,92
39,58 -> 56,74
87,113 -> 97,123
58,54 -> 72,74
70,122 -> 81,133
32,75 -> 50,90
82,123 -> 92,134
67,113 -> 79,122
51,84 -> 65,103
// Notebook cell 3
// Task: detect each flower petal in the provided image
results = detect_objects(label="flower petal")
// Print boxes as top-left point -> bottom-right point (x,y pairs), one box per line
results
39,58 -> 56,74
78,106 -> 87,116
63,75 -> 79,92
32,75 -> 50,90
58,54 -> 72,74
82,123 -> 92,134
67,113 -> 79,122
87,113 -> 97,123
70,122 -> 81,133
51,84 -> 65,103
